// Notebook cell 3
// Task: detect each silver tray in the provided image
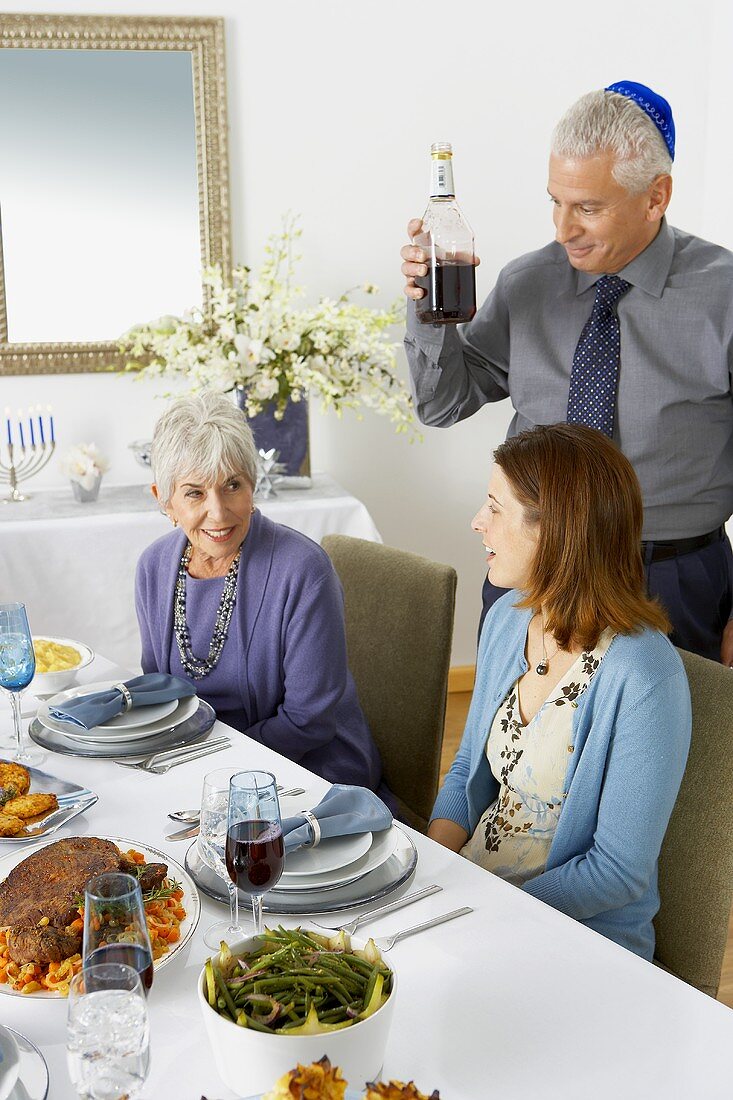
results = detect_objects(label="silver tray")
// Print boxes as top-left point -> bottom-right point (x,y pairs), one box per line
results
185,825 -> 418,915
0,763 -> 97,844
28,699 -> 216,758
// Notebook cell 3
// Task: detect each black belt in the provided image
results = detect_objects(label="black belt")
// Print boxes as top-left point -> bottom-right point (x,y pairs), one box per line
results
641,526 -> 725,563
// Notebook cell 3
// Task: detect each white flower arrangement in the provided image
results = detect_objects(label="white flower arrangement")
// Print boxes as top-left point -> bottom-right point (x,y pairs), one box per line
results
59,443 -> 110,491
120,217 -> 416,434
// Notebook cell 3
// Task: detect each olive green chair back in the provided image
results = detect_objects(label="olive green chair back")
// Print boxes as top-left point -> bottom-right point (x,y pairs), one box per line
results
654,648 -> 733,996
322,535 -> 457,833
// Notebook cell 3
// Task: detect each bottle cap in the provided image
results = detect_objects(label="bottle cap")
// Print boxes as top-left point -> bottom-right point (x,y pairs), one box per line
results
430,141 -> 453,159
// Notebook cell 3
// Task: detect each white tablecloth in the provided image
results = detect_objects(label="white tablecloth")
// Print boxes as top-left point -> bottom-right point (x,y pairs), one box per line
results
2,655 -> 732,1099
0,474 -> 381,671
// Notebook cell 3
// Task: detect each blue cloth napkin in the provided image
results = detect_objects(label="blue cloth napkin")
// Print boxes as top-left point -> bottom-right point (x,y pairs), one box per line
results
281,784 -> 393,853
48,673 -> 196,730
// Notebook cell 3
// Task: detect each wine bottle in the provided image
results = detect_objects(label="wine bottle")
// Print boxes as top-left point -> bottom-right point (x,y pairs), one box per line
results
414,142 -> 476,325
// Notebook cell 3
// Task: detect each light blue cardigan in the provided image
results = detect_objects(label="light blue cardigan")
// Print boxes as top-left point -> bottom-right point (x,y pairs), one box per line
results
431,593 -> 692,959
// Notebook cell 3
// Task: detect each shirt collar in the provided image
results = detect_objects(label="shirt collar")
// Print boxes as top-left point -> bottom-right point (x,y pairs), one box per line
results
574,218 -> 675,299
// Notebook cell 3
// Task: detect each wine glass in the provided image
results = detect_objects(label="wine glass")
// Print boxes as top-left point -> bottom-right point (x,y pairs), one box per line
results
226,770 -> 284,936
67,962 -> 150,1099
82,872 -> 154,995
198,767 -> 244,948
0,602 -> 40,764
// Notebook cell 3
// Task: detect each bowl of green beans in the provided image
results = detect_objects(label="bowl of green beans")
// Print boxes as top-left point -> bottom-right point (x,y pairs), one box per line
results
197,926 -> 397,1096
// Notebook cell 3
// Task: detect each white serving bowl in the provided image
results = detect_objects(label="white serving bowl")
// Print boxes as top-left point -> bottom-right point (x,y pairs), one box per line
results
198,933 -> 397,1096
31,635 -> 95,693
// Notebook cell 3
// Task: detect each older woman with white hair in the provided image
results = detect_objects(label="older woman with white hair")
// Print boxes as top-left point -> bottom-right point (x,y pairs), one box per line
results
135,391 -> 387,793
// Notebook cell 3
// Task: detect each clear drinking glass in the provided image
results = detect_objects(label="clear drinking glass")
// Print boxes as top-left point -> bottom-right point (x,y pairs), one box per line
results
66,962 -> 150,1099
0,601 -> 40,763
82,873 -> 154,995
225,770 -> 284,936
198,767 -> 243,948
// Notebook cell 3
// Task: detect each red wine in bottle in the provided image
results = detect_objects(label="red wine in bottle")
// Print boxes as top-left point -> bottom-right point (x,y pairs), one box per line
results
414,142 -> 476,325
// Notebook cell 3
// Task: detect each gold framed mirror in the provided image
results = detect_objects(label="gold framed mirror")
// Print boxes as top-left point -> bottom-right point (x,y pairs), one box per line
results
0,13 -> 230,376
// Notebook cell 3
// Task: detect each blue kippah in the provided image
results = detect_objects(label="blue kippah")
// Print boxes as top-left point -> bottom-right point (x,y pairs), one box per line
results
605,80 -> 675,161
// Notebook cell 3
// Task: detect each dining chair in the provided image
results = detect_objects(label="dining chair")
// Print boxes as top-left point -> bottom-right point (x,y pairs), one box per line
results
653,647 -> 733,997
321,535 -> 457,833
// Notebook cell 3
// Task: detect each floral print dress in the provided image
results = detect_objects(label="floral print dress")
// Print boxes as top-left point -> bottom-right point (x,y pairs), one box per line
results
461,628 -> 615,886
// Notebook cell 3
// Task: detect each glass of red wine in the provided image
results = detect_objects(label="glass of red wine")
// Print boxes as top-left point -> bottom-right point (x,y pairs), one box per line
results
82,872 -> 154,995
225,770 -> 284,936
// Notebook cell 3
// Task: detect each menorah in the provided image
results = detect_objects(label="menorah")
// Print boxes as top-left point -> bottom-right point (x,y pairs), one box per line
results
0,439 -> 56,502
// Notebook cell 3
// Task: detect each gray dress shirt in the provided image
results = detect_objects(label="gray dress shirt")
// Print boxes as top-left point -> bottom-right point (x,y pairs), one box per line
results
404,219 -> 733,540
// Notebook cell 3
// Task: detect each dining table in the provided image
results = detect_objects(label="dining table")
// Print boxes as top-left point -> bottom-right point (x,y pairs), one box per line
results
0,473 -> 382,672
2,652 -> 733,1100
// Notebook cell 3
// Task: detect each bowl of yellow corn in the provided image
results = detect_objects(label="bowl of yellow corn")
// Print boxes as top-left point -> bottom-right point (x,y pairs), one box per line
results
31,635 -> 95,693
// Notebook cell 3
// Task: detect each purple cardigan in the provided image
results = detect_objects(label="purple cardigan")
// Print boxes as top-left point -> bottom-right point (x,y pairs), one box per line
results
134,511 -> 384,791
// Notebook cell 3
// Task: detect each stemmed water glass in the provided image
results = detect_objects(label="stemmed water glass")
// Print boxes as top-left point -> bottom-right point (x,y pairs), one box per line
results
0,601 -> 40,763
82,872 -> 155,995
198,767 -> 243,948
225,770 -> 284,936
67,962 -> 150,1099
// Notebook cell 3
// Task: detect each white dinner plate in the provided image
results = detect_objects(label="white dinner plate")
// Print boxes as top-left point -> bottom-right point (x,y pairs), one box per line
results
272,825 -> 399,892
2,1027 -> 48,1100
282,829 -> 373,877
0,1025 -> 19,1100
37,689 -> 199,742
0,835 -> 200,999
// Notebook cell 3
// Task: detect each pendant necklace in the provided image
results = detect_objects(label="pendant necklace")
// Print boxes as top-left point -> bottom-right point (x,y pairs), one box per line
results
536,612 -> 559,676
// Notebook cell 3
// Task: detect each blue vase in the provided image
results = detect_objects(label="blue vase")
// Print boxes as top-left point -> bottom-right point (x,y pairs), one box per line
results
234,389 -> 310,477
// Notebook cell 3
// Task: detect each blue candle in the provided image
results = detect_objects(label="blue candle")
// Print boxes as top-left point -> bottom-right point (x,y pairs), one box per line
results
47,405 -> 55,444
4,409 -> 10,448
28,410 -> 35,447
37,406 -> 45,445
17,411 -> 24,450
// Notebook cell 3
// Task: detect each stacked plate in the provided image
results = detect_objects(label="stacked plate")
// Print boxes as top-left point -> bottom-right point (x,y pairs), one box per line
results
186,789 -> 418,916
28,680 -> 216,759
0,1025 -> 48,1100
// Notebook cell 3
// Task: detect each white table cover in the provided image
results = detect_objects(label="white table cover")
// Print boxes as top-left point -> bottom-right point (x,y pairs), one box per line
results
0,474 -> 381,671
1,655 -> 732,1099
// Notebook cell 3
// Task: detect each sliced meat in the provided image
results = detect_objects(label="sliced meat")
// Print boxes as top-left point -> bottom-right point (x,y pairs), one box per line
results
7,926 -> 82,965
137,863 -> 168,892
0,836 -> 124,929
119,859 -> 168,893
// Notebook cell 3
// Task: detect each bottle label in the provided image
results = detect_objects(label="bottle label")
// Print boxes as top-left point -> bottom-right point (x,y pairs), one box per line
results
430,158 -> 455,198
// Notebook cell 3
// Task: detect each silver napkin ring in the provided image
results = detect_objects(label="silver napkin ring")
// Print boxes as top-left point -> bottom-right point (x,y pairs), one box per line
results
301,810 -> 321,848
114,682 -> 133,713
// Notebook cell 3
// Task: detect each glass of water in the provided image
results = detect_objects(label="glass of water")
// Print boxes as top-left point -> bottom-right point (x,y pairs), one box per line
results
66,962 -> 150,1099
198,767 -> 244,948
0,602 -> 40,764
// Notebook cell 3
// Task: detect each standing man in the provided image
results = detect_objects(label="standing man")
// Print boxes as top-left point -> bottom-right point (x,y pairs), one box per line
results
401,82 -> 733,664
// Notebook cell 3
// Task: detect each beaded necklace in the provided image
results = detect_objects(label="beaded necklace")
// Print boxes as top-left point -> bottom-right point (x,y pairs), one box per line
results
173,543 -> 240,679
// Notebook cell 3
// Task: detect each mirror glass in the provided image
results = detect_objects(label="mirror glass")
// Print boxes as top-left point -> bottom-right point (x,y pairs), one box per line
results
0,48 -> 202,343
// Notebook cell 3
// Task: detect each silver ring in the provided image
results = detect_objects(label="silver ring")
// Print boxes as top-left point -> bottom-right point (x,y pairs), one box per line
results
301,809 -> 321,848
113,682 -> 133,713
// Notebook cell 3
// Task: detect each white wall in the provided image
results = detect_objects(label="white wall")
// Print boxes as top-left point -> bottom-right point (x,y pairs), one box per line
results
2,0 -> 732,664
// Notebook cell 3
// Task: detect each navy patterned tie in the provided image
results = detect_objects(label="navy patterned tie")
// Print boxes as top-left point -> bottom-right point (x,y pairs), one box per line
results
566,274 -> 632,437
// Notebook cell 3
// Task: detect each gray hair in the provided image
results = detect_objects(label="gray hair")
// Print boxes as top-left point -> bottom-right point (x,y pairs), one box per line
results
151,391 -> 258,506
551,89 -> 672,194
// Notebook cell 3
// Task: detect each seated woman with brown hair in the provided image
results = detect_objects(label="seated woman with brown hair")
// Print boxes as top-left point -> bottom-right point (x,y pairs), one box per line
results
429,423 -> 691,960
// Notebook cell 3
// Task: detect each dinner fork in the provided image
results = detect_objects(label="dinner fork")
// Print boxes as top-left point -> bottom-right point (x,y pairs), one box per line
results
143,742 -> 233,774
371,906 -> 473,951
114,736 -> 230,771
305,883 -> 443,935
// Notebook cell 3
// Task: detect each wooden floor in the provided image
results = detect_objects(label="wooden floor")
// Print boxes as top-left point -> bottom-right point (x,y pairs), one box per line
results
442,691 -> 733,1008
